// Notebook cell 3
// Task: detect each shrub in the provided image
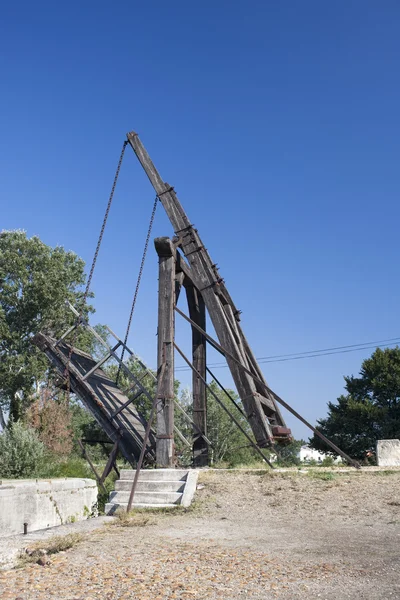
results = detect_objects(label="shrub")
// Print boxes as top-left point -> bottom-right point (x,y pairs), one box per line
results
40,457 -> 93,479
26,395 -> 73,457
321,456 -> 335,467
0,421 -> 45,478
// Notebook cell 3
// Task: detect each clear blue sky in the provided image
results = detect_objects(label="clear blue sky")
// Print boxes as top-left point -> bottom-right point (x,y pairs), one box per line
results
1,2 -> 399,440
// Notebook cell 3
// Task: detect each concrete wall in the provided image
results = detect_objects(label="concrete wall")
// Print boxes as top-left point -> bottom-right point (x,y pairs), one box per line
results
0,478 -> 97,538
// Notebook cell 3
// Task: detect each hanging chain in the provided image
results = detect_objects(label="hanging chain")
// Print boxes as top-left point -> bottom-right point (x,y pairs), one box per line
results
82,140 -> 129,309
116,195 -> 159,385
63,140 -> 129,398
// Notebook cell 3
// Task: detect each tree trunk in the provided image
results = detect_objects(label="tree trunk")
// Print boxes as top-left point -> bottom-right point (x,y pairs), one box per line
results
0,406 -> 6,430
9,392 -> 22,422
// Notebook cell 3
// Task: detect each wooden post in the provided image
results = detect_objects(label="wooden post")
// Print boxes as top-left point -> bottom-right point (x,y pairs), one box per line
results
186,285 -> 208,466
155,237 -> 175,467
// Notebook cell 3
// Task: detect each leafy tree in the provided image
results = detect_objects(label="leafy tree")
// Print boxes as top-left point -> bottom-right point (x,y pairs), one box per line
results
205,381 -> 251,464
0,230 -> 94,422
275,438 -> 305,466
0,421 -> 45,478
26,390 -> 73,457
310,347 -> 400,461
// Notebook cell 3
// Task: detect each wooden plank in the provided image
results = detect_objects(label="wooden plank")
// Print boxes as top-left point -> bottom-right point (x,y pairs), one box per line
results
186,284 -> 208,466
155,237 -> 175,467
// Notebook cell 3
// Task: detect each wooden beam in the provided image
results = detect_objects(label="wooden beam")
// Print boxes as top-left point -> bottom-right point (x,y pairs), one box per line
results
78,440 -> 108,495
126,132 -> 283,447
100,440 -> 119,484
186,284 -> 208,466
155,237 -> 175,467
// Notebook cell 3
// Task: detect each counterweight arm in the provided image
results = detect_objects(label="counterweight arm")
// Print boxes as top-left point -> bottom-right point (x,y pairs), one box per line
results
126,131 -> 290,446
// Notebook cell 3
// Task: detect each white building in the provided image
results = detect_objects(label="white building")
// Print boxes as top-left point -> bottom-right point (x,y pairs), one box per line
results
298,444 -> 342,464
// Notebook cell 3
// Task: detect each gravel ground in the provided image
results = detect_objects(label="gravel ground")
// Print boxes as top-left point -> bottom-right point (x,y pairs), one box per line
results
0,468 -> 399,599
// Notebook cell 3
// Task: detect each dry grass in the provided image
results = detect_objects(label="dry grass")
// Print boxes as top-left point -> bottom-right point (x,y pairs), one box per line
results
18,533 -> 83,567
113,510 -> 156,528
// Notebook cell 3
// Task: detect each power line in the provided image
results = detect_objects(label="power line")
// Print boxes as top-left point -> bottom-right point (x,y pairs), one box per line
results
174,336 -> 400,372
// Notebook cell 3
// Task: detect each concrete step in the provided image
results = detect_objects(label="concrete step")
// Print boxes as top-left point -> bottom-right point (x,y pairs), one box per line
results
109,491 -> 183,505
119,469 -> 188,482
105,469 -> 199,515
115,480 -> 185,493
105,502 -> 177,514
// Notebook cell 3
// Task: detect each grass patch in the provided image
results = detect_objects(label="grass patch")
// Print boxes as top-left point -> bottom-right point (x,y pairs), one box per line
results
18,533 -> 83,567
113,510 -> 156,527
109,504 -> 195,526
308,471 -> 337,481
373,470 -> 400,477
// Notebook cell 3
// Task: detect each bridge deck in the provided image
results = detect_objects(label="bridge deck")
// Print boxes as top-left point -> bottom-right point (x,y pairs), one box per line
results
33,333 -> 155,466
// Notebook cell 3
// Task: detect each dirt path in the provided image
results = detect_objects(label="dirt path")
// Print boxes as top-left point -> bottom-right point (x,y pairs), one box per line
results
1,469 -> 399,599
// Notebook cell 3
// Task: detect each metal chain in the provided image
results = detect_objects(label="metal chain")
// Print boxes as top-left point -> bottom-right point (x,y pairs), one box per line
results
116,195 -> 159,385
64,140 -> 128,398
82,140 -> 129,309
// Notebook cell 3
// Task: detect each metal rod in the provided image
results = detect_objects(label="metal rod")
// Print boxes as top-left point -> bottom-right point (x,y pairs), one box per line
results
55,323 -> 79,346
206,367 -> 248,420
174,342 -> 275,469
104,324 -> 134,357
126,361 -> 166,512
78,439 -> 108,495
82,342 -> 121,381
173,398 -> 214,448
173,425 -> 191,448
100,441 -> 119,484
175,306 -> 360,469
82,439 -> 114,444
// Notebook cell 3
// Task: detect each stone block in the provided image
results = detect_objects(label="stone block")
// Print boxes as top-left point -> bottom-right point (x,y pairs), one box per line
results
376,439 -> 400,467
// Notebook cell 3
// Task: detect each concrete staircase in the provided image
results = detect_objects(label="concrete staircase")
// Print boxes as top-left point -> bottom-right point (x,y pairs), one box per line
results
105,469 -> 198,514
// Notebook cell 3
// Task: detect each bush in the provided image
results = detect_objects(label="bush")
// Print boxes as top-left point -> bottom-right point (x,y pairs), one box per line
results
38,455 -> 117,514
40,457 -> 94,479
0,421 -> 45,478
321,456 -> 335,467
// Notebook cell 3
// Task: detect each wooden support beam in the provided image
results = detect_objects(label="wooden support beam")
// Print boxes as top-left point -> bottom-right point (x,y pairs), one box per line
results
155,237 -> 175,467
126,132 -> 282,447
186,284 -> 208,466
77,440 -> 108,495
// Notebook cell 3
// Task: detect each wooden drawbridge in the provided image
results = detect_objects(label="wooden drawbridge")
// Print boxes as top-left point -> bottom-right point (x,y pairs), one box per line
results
33,332 -> 156,466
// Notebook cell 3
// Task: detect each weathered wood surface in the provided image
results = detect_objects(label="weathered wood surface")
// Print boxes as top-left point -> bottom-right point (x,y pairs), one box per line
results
33,333 -> 155,466
127,132 -> 290,447
186,284 -> 208,466
155,237 -> 175,467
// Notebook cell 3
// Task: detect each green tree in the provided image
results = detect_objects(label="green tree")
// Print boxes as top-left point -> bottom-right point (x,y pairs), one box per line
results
204,381 -> 260,465
0,421 -> 45,478
0,230 -> 93,422
310,347 -> 400,461
275,438 -> 305,466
